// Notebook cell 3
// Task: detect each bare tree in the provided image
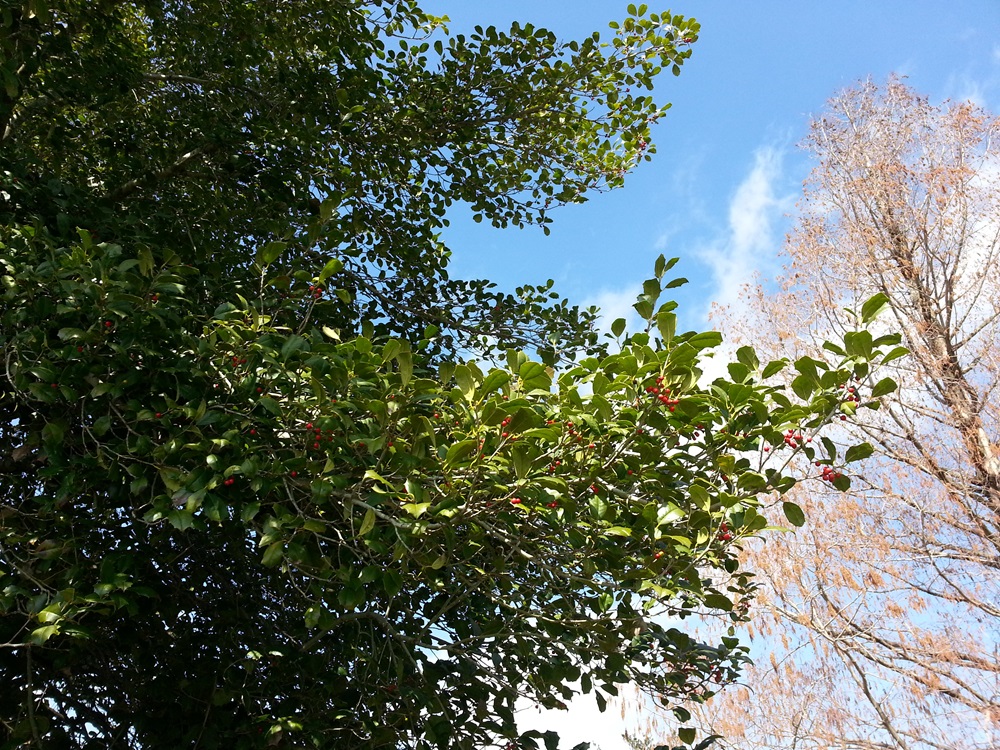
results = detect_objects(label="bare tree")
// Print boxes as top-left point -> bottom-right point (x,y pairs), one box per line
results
640,78 -> 1000,750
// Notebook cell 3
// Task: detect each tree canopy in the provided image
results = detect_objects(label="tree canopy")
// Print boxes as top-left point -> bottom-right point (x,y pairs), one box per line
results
1,3 -> 898,749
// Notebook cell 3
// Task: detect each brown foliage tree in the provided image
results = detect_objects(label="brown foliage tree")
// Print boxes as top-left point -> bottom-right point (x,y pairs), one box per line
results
644,79 -> 1000,750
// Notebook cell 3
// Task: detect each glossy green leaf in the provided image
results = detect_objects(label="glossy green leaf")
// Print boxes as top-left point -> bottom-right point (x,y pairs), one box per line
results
782,501 -> 805,528
844,442 -> 874,463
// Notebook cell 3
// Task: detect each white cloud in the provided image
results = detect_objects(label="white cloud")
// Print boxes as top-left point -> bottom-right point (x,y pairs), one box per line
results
517,693 -> 631,750
697,145 -> 791,324
582,285 -> 644,338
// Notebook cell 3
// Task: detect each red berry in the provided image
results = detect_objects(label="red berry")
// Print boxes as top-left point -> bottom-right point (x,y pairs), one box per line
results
104,321 -> 112,327
290,471 -> 298,477
51,383 -> 58,389
305,422 -> 313,429
155,412 -> 163,418
510,498 -> 521,505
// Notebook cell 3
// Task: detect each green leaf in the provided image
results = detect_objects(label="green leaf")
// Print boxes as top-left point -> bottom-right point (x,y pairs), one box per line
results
782,501 -> 805,528
383,569 -> 403,597
654,254 -> 667,279
611,317 -> 627,337
280,334 -> 308,361
643,278 -> 661,306
832,473 -> 852,491
844,442 -> 874,463
588,495 -> 610,520
358,508 -> 376,536
870,377 -> 897,398
57,327 -> 87,340
257,240 -> 287,266
168,510 -> 194,531
479,369 -> 510,394
397,350 -> 413,387
317,257 -> 344,282
736,346 -> 759,370
821,437 -> 837,461
603,526 -> 632,537
703,594 -> 732,611
455,365 -> 476,400
633,297 -> 654,321
512,445 -> 531,480
519,361 -> 552,391
445,440 -> 478,465
860,292 -> 890,322
656,311 -> 676,346
688,484 -> 710,511
678,727 -> 697,745
261,542 -> 284,567
761,359 -> 787,378
258,396 -> 282,416
30,625 -> 60,645
844,330 -> 873,359
401,502 -> 431,518
363,470 -> 397,491
790,374 -> 814,401
138,247 -> 155,276
881,346 -> 908,364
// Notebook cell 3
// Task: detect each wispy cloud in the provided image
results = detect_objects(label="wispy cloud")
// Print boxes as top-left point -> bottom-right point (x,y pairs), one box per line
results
698,145 -> 793,322
693,145 -> 793,382
945,71 -> 991,107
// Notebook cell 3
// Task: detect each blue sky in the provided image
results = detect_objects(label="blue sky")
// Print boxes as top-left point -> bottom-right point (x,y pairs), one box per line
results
425,2 -> 1000,747
434,1 -> 1000,337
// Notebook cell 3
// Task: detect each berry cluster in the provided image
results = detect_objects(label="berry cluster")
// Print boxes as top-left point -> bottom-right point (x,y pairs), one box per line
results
839,382 -> 862,402
645,377 -> 679,411
763,429 -> 811,453
304,421 -> 337,451
818,465 -> 843,483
